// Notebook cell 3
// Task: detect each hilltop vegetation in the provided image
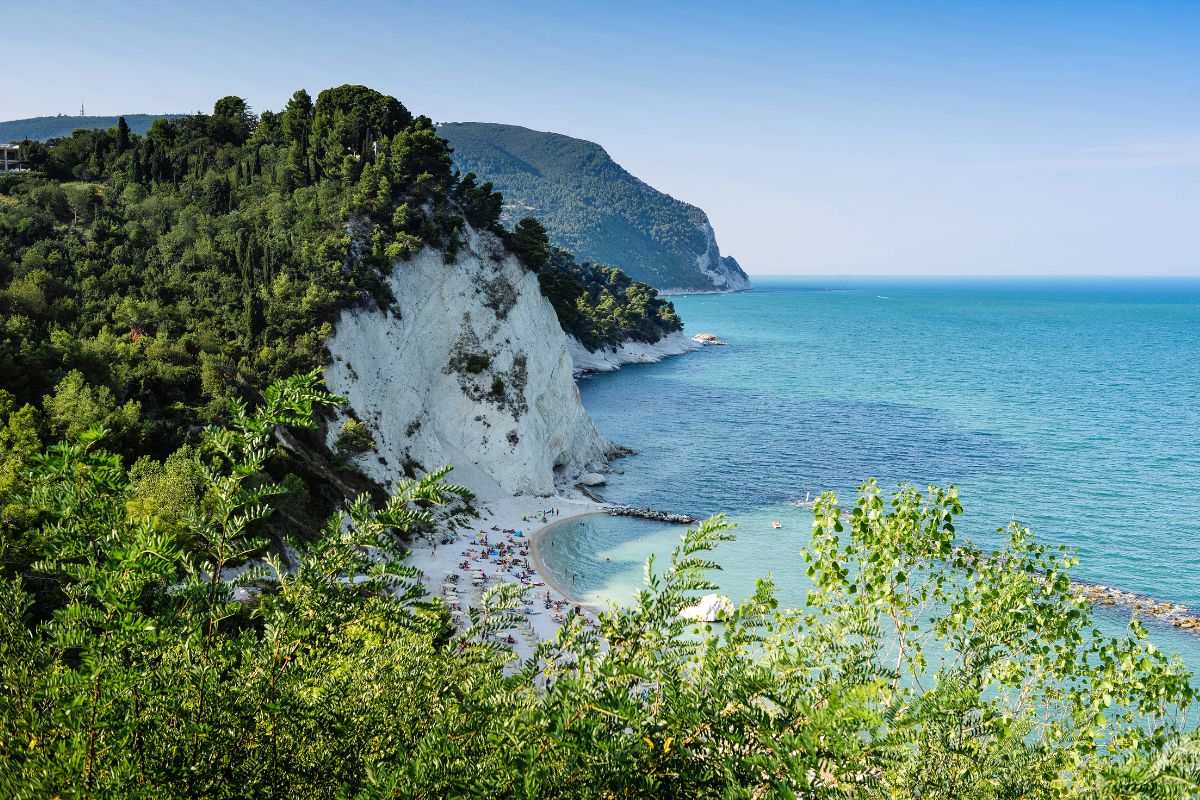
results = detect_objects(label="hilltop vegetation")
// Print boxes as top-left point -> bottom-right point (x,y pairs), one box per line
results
0,87 -> 679,496
439,122 -> 751,291
538,243 -> 683,350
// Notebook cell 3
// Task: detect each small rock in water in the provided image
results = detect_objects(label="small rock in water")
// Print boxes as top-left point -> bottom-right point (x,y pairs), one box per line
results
691,332 -> 727,345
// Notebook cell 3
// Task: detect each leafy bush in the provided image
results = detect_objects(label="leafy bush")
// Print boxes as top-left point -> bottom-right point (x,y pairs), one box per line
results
334,417 -> 375,462
1,378 -> 1195,798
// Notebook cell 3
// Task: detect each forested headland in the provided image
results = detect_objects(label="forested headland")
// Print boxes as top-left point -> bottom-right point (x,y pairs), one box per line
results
0,86 -> 679,520
438,122 -> 751,291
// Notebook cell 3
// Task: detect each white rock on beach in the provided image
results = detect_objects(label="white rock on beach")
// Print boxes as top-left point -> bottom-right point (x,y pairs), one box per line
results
680,593 -> 734,623
578,472 -> 607,486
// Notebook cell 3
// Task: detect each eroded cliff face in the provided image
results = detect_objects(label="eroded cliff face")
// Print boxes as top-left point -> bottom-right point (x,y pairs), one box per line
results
566,332 -> 702,377
691,221 -> 752,293
324,225 -> 614,498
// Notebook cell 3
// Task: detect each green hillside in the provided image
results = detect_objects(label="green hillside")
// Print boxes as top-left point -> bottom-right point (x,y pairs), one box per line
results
0,87 -> 678,489
4,116 -> 752,292
438,122 -> 751,292
0,114 -> 185,142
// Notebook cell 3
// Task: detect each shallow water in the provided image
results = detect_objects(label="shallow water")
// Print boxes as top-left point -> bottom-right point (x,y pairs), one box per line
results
539,277 -> 1200,670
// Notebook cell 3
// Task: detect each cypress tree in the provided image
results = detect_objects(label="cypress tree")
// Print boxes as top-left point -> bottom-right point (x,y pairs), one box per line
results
116,116 -> 131,154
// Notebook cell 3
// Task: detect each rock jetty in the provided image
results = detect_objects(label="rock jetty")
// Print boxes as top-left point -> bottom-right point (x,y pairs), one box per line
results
608,506 -> 698,525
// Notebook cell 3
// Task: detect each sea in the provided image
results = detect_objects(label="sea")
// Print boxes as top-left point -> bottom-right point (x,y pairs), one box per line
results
538,276 -> 1200,671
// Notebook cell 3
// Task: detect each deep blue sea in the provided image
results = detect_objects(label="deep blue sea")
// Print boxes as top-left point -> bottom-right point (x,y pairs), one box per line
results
539,277 -> 1200,669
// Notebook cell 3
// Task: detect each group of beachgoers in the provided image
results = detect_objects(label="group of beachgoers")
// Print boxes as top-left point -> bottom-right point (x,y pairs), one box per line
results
458,526 -> 537,583
522,507 -> 561,523
447,517 -> 596,638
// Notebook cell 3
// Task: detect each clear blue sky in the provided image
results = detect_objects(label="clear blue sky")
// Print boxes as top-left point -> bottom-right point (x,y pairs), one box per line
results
6,1 -> 1198,275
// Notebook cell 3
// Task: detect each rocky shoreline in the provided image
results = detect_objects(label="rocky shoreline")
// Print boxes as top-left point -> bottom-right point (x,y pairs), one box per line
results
1074,582 -> 1200,631
568,330 -> 729,377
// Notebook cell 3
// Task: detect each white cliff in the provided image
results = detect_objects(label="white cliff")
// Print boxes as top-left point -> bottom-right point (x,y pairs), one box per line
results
324,224 -> 614,499
691,221 -> 753,293
566,331 -> 704,377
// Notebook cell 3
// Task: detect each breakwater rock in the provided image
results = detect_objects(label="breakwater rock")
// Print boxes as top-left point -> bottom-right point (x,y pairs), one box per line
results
608,507 -> 698,525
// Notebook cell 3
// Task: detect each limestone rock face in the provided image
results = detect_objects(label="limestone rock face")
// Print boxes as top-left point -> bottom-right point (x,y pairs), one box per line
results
692,221 -> 752,293
325,225 -> 613,498
566,331 -> 703,376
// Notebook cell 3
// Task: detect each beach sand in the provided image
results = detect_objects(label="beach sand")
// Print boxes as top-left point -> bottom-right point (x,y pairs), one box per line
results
405,493 -> 604,660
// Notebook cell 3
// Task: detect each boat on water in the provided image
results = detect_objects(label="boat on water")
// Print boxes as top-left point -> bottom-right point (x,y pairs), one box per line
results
771,521 -> 783,529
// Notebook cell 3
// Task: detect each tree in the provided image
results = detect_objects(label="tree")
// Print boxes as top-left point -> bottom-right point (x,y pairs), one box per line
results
388,118 -> 453,198
512,216 -> 550,271
116,115 -> 131,154
211,95 -> 255,145
456,172 -> 504,229
282,89 -> 314,184
41,370 -> 139,443
282,89 -> 314,144
312,85 -> 413,178
0,394 -> 40,539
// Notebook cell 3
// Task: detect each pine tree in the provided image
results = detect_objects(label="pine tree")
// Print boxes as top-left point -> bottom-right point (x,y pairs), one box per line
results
512,216 -> 550,271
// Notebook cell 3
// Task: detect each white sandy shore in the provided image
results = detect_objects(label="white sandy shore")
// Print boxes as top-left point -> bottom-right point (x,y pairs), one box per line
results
405,494 -> 604,661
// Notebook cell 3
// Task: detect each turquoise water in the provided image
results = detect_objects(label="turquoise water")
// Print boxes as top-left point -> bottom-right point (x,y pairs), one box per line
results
539,277 -> 1200,668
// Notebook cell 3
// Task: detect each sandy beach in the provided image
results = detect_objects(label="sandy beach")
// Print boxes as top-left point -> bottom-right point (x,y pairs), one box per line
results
405,493 -> 604,660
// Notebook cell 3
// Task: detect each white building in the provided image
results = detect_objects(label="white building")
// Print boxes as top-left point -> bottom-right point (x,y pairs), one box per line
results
0,144 -> 23,173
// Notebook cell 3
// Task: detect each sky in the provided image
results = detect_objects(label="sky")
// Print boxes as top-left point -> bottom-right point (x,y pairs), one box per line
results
4,1 -> 1198,276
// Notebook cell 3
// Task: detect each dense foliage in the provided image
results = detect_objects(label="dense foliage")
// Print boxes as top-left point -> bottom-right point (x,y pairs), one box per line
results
1,374 -> 1196,798
539,245 -> 683,350
0,87 -> 681,524
438,121 -> 750,290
